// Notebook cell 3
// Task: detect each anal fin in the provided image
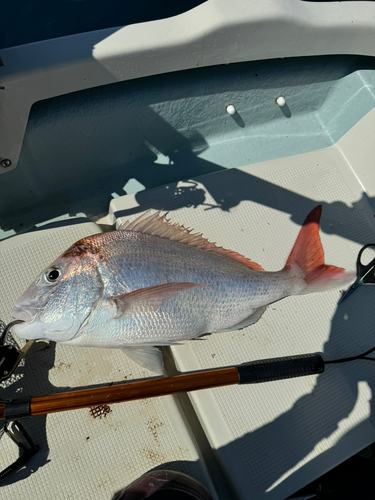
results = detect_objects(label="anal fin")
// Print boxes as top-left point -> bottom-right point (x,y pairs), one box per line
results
217,306 -> 267,333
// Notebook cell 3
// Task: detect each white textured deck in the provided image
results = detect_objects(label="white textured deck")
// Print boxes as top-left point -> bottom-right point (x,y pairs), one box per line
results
111,108 -> 375,499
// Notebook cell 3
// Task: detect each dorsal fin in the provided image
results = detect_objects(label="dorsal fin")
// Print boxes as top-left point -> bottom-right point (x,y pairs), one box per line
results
118,210 -> 264,271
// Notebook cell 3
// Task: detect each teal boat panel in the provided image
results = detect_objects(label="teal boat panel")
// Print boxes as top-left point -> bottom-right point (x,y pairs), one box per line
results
1,55 -> 375,238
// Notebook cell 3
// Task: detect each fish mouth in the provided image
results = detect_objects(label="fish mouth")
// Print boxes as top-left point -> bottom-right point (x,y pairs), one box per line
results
11,305 -> 35,323
10,306 -> 75,341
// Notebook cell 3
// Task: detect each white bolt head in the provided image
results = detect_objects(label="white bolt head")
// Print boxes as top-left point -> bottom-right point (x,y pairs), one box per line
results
276,96 -> 286,107
226,105 -> 236,115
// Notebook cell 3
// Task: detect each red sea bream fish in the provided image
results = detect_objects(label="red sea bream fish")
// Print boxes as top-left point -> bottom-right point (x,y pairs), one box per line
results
11,206 -> 354,373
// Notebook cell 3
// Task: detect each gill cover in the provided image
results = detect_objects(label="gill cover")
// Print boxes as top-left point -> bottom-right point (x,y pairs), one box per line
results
12,256 -> 104,342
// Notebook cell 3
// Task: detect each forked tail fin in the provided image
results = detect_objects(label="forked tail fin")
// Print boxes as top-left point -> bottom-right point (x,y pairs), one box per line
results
285,205 -> 355,294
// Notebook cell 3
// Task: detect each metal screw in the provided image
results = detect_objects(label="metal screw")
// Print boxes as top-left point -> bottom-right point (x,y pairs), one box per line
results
1,159 -> 12,168
3,370 -> 8,375
276,96 -> 286,107
226,105 -> 236,115
8,345 -> 12,350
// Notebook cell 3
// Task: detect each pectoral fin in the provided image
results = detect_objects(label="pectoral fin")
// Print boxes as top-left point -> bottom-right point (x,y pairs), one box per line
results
114,282 -> 207,318
121,346 -> 164,375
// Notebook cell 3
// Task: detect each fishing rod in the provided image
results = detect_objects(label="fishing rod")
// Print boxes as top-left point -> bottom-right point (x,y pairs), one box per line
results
1,351 -> 326,420
2,336 -> 375,421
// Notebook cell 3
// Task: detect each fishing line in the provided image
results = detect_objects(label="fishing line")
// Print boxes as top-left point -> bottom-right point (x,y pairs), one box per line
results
0,320 -> 24,347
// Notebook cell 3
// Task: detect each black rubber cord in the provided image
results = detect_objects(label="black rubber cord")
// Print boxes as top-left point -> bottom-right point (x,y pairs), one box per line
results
325,345 -> 375,364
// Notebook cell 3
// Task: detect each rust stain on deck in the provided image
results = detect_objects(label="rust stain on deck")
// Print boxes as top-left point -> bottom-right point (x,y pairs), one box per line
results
89,404 -> 112,419
147,417 -> 164,440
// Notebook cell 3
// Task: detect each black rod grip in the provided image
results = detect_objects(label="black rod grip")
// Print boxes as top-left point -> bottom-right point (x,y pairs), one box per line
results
237,353 -> 324,384
4,397 -> 31,421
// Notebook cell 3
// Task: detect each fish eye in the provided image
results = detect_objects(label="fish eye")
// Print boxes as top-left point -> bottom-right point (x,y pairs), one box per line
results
45,268 -> 61,283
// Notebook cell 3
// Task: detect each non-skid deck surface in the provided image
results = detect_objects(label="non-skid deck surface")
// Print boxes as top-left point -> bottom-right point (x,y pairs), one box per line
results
0,223 -> 216,499
2,109 -> 375,500
111,109 -> 375,499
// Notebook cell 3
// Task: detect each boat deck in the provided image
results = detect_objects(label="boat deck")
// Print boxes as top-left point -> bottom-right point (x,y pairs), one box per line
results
2,107 -> 375,499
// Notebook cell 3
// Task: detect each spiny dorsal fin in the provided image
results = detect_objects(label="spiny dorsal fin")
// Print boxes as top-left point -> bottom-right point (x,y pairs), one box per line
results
118,210 -> 264,271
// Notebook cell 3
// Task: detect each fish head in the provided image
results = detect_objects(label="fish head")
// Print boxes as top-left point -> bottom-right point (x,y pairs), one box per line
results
11,236 -> 105,342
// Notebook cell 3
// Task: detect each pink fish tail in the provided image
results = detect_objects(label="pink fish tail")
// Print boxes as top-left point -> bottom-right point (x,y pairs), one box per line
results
284,205 -> 355,294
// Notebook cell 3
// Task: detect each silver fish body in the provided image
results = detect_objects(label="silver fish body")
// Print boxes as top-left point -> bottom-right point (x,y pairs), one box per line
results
12,230 -> 293,344
70,231 -> 298,346
11,208 -> 354,372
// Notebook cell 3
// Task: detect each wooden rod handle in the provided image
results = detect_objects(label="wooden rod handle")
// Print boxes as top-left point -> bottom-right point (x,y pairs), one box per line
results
0,367 -> 239,419
0,353 -> 324,419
